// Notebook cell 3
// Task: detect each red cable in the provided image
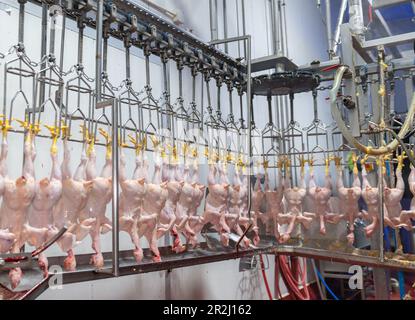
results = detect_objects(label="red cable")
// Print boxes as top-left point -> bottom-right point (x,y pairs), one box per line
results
259,255 -> 273,301
274,255 -> 282,299
321,64 -> 341,72
280,256 -> 303,300
278,255 -> 310,300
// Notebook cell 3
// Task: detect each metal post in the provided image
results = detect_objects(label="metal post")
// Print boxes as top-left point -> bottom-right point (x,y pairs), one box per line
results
332,0 -> 348,56
325,0 -> 332,58
246,36 -> 252,218
270,0 -> 278,55
111,98 -> 119,277
39,2 -> 48,108
209,0 -> 218,41
95,0 -> 104,102
223,0 -> 228,53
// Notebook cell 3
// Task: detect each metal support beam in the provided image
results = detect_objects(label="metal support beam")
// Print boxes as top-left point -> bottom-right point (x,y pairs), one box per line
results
362,32 -> 415,50
340,23 -> 362,137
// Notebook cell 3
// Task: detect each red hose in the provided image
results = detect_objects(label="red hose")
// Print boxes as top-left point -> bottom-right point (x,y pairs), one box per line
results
321,64 -> 341,72
259,255 -> 273,301
274,255 -> 282,299
278,255 -> 310,300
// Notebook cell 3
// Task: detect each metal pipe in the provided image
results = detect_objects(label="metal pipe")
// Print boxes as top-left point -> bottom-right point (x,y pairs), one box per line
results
277,0 -> 284,55
281,0 -> 289,56
58,8 -> 66,122
18,0 -> 26,43
95,0 -> 104,102
111,98 -> 119,277
38,2 -> 48,110
235,0 -> 241,57
246,35 -> 252,218
209,0 -> 218,41
223,0 -> 228,53
241,0 -> 247,55
325,0 -> 332,58
270,0 -> 278,55
332,0 -> 348,56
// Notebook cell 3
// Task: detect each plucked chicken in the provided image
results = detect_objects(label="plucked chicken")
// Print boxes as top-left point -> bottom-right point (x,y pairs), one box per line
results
26,129 -> 62,277
119,142 -> 146,263
138,139 -> 167,262
250,164 -> 264,246
53,139 -> 95,270
202,155 -> 231,247
336,156 -> 361,245
226,160 -> 251,248
279,164 -> 312,243
360,160 -> 380,237
185,152 -> 206,248
261,164 -> 283,241
79,131 -> 112,268
0,129 -> 15,254
306,164 -> 340,235
0,128 -> 35,288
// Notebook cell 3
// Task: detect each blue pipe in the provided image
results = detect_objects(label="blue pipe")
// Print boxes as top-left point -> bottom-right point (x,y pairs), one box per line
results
313,264 -> 340,300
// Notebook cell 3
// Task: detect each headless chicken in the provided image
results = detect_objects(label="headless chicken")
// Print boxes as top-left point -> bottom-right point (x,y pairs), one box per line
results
119,146 -> 146,263
336,160 -> 361,245
361,164 -> 380,238
79,135 -> 112,269
138,147 -> 167,262
202,157 -> 231,247
26,134 -> 62,277
0,132 -> 14,254
184,154 -> 206,248
173,156 -> 196,251
261,166 -> 283,241
226,162 -> 251,248
237,164 -> 253,241
383,164 -> 404,229
385,154 -> 414,230
403,163 -> 415,229
53,140 -> 95,270
250,165 -> 264,246
279,166 -> 312,243
0,130 -> 35,288
306,166 -> 340,235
